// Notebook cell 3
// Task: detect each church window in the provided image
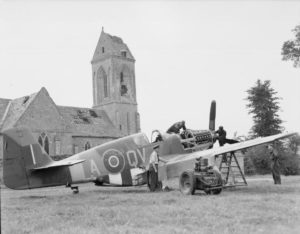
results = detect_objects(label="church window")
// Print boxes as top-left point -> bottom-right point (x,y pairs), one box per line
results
121,51 -> 127,57
127,112 -> 130,134
85,142 -> 91,150
38,133 -> 50,155
55,140 -> 61,155
103,74 -> 108,97
135,112 -> 140,132
97,67 -> 109,101
38,136 -> 43,147
74,145 -> 79,154
44,136 -> 49,154
120,72 -> 128,96
102,47 -> 105,53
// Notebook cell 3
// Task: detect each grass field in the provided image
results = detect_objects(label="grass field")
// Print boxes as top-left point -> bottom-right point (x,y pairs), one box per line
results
1,175 -> 300,234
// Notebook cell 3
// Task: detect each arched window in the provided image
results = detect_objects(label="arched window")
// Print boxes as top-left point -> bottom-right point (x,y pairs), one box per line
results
97,66 -> 109,101
120,66 -> 131,97
44,136 -> 49,154
38,136 -> 43,147
85,142 -> 91,150
127,112 -> 130,134
103,74 -> 108,98
38,133 -> 50,155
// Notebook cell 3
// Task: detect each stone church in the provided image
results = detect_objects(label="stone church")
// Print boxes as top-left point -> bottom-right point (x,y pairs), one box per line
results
0,29 -> 140,159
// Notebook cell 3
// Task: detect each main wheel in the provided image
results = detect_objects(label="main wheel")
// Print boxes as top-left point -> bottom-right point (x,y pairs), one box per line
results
179,170 -> 196,195
210,168 -> 223,195
211,188 -> 222,195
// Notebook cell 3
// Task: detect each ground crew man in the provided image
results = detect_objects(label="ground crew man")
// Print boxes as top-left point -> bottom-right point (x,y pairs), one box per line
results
147,145 -> 161,191
215,126 -> 227,146
215,126 -> 239,146
269,143 -> 281,184
167,121 -> 187,134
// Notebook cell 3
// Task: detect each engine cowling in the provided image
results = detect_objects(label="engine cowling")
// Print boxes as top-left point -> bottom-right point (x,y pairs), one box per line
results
181,129 -> 214,145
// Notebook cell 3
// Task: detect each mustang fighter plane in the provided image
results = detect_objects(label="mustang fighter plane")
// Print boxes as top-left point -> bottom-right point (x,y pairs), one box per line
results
2,101 -> 296,194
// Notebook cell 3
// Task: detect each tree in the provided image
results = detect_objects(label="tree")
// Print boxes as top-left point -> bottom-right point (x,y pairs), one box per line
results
245,79 -> 283,137
282,25 -> 300,68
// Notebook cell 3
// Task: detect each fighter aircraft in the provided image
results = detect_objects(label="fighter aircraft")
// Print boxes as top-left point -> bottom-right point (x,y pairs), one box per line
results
2,101 -> 296,194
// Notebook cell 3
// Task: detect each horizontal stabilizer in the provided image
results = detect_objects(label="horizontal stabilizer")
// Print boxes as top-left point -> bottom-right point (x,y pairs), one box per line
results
32,159 -> 85,170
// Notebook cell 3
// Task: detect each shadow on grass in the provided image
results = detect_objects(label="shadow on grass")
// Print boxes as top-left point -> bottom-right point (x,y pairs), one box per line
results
20,195 -> 48,199
224,184 -> 300,195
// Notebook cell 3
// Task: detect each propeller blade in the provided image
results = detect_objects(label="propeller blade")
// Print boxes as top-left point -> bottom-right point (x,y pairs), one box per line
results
209,100 -> 216,131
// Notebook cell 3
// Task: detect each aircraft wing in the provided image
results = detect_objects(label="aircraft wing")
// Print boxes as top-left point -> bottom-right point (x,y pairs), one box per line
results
158,132 -> 297,180
32,159 -> 85,170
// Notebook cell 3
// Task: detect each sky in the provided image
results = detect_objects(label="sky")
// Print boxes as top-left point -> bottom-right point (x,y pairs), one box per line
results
0,0 -> 299,138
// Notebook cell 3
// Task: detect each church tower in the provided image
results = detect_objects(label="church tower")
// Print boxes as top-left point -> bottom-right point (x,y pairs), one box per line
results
91,28 -> 140,135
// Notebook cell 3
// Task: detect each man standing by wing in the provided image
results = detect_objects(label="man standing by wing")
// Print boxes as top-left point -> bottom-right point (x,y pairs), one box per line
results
268,142 -> 281,184
147,145 -> 168,191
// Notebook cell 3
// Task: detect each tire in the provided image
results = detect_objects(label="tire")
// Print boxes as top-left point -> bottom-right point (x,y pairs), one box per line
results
211,168 -> 223,195
179,170 -> 196,195
211,188 -> 222,195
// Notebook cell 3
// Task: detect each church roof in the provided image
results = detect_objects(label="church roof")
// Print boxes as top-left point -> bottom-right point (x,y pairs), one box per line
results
0,98 -> 11,125
91,29 -> 135,63
0,88 -> 122,139
57,106 -> 122,138
0,92 -> 38,131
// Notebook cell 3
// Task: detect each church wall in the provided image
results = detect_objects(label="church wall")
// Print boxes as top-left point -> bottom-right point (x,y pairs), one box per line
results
97,102 -> 138,135
111,57 -> 137,103
17,89 -> 66,132
16,89 -> 72,157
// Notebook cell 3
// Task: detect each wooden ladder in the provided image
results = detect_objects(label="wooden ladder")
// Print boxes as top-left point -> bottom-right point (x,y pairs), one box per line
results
219,152 -> 247,187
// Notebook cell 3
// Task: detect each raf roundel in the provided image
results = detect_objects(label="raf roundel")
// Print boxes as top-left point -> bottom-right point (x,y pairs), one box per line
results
103,149 -> 125,173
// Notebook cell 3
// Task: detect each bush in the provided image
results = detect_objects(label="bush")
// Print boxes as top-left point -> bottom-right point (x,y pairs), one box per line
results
280,152 -> 300,175
244,145 -> 300,175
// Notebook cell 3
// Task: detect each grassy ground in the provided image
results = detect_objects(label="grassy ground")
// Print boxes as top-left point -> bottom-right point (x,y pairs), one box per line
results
1,175 -> 300,234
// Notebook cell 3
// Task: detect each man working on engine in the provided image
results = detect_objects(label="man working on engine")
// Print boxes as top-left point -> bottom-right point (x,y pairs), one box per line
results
167,120 -> 187,134
215,126 -> 227,146
215,126 -> 239,146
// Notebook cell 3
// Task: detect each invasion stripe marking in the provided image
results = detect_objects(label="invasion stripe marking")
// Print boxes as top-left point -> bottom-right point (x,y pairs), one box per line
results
30,144 -> 36,165
121,167 -> 132,186
69,163 -> 85,183
108,173 -> 122,185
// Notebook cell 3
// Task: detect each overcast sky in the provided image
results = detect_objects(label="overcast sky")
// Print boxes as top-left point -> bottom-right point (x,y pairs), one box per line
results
0,0 -> 299,138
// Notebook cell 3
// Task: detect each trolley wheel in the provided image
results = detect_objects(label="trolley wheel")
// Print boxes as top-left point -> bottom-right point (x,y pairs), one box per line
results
211,188 -> 222,195
179,170 -> 196,195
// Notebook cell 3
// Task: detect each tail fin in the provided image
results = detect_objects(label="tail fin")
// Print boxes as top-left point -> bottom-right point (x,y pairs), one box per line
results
2,127 -> 53,189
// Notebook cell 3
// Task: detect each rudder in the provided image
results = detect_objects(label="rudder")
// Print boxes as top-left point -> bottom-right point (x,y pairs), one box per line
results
2,127 -> 53,189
